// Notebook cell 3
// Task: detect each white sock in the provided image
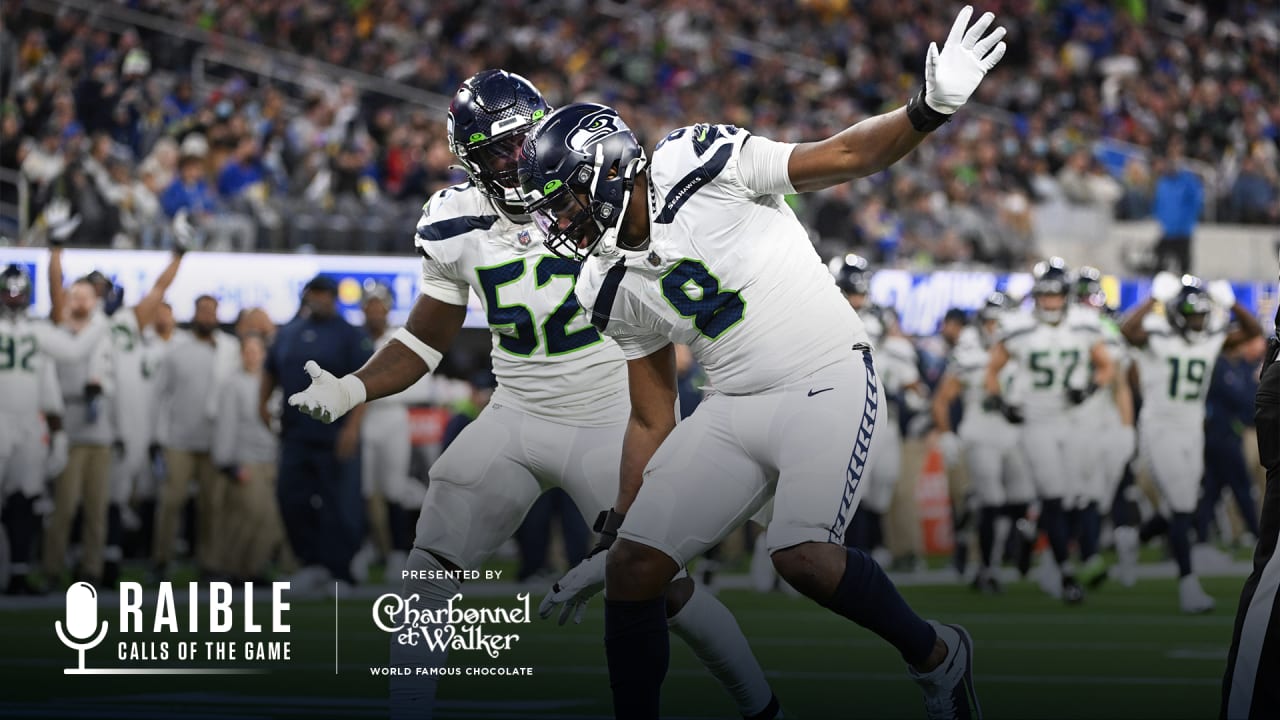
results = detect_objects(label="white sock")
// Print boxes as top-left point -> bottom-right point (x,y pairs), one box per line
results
668,584 -> 775,717
389,548 -> 463,720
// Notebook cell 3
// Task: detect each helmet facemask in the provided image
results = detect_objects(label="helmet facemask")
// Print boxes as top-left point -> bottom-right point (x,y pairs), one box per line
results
528,143 -> 646,261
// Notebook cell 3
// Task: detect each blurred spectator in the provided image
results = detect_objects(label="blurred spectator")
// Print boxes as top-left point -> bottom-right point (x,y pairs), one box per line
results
1226,155 -> 1280,224
213,333 -> 284,582
0,0 -> 1275,261
1151,148 -> 1204,275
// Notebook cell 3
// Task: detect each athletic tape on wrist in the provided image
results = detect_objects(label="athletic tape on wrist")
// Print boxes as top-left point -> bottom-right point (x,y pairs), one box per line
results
392,326 -> 443,372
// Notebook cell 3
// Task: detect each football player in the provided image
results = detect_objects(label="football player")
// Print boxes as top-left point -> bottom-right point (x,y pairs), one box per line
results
1119,272 -> 1261,612
286,70 -> 778,719
984,258 -> 1114,604
831,255 -> 926,566
1069,267 -> 1137,588
931,292 -> 1034,593
0,264 -> 108,593
517,7 -> 1005,718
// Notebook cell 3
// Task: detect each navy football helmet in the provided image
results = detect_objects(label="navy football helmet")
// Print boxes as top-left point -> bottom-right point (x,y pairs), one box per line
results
1031,257 -> 1072,324
1167,275 -> 1212,338
1,264 -> 30,316
1075,265 -> 1107,308
447,70 -> 550,210
978,291 -> 1010,323
830,254 -> 872,296
517,103 -> 647,260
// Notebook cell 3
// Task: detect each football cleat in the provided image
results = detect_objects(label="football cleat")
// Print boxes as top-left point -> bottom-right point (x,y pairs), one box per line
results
1113,526 -> 1139,587
910,621 -> 982,720
1061,575 -> 1085,605
1178,575 -> 1215,614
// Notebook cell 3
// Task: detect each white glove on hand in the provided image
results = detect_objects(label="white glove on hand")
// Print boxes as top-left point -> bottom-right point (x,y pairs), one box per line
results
287,361 -> 366,424
46,431 -> 69,479
925,5 -> 1008,114
43,199 -> 82,244
1151,271 -> 1182,303
539,551 -> 608,626
1207,280 -> 1236,308
172,209 -> 197,252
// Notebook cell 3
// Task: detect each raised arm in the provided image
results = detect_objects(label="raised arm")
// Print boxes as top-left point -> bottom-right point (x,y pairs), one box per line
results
1119,298 -> 1156,348
617,344 -> 679,515
48,247 -> 65,324
132,250 -> 185,330
1088,339 -> 1115,388
931,373 -> 963,434
787,6 -> 1005,193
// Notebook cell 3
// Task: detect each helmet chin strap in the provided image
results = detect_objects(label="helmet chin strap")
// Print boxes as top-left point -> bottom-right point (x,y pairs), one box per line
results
588,144 -> 646,257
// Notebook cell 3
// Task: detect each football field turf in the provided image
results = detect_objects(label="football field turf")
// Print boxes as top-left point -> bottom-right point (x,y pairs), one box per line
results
0,574 -> 1243,719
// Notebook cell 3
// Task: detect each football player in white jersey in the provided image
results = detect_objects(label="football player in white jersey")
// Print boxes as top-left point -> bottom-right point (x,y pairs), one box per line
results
0,264 -> 107,594
984,259 -> 1114,604
1120,272 -> 1261,612
517,8 -> 1005,718
830,255 -> 926,565
1068,267 -> 1137,588
931,292 -> 1034,593
285,70 -> 778,720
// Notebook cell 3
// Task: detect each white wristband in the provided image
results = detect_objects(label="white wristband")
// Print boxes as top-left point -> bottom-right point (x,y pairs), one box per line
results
338,374 -> 367,406
391,326 -> 444,372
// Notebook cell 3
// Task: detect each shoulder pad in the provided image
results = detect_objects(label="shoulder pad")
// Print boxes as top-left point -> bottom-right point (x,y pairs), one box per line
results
414,183 -> 497,264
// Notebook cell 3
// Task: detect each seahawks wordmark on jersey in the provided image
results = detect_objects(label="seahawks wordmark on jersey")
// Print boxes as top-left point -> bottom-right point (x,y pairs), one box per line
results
415,182 -> 627,426
574,124 -> 871,393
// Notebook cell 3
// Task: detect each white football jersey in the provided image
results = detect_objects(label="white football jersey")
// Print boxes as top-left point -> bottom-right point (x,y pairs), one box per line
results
0,312 -> 105,422
998,306 -> 1102,418
574,124 -> 870,394
1134,313 -> 1227,428
415,182 -> 628,426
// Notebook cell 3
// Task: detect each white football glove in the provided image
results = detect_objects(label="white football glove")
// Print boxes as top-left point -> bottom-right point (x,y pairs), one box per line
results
1151,271 -> 1182,303
925,5 -> 1008,114
539,550 -> 608,626
287,361 -> 367,424
43,198 -> 82,244
1207,280 -> 1236,308
46,431 -> 69,479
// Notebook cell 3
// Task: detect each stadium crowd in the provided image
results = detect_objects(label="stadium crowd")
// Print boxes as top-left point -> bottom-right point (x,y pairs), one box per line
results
1,0 -> 1277,266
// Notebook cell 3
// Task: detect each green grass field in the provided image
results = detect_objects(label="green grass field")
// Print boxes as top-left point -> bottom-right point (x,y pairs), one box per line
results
0,573 -> 1245,719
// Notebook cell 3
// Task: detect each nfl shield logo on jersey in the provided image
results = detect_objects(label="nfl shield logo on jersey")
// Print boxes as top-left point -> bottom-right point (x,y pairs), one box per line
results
517,230 -> 532,246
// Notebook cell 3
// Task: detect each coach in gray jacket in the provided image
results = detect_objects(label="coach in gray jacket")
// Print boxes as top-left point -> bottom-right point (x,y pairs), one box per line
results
151,294 -> 239,579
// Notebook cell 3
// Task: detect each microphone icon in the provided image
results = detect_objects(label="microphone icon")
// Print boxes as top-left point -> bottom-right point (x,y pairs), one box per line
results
56,582 -> 108,673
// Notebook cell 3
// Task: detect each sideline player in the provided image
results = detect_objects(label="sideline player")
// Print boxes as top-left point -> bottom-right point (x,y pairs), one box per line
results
286,70 -> 778,719
517,6 -> 1006,717
983,258 -> 1114,604
1120,272 -> 1261,612
0,264 -> 108,593
931,292 -> 1033,592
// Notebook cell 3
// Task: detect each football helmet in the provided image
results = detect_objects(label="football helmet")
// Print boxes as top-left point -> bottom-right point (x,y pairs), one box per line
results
85,269 -> 125,316
447,69 -> 550,211
1075,266 -> 1107,308
1031,257 -> 1072,324
1,264 -> 30,317
517,103 -> 647,260
1167,276 -> 1212,339
977,291 -> 1009,343
830,254 -> 872,296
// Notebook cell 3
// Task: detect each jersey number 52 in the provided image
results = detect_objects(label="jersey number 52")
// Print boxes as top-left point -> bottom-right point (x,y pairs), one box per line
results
477,257 -> 602,357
